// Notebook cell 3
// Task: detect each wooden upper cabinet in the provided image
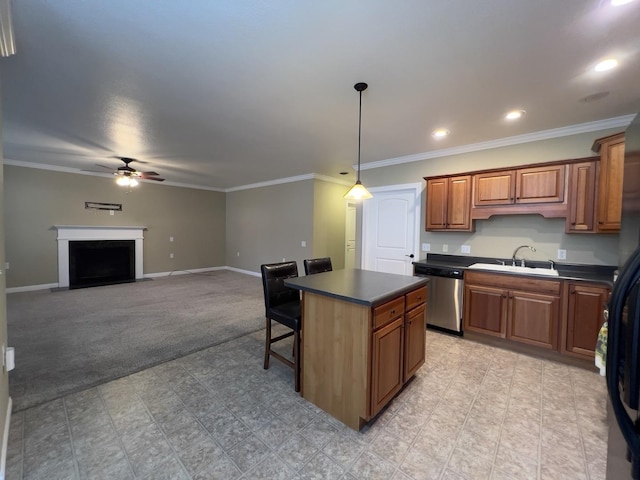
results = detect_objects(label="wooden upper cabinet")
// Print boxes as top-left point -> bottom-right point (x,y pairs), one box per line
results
474,171 -> 515,206
425,175 -> 472,231
593,132 -> 625,232
566,161 -> 597,232
473,165 -> 565,207
516,165 -> 565,204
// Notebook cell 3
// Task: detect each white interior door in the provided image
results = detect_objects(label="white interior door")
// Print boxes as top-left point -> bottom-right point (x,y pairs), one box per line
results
362,184 -> 421,275
345,203 -> 356,269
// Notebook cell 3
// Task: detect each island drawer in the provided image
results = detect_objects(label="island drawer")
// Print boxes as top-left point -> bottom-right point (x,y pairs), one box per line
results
405,286 -> 427,311
373,296 -> 405,329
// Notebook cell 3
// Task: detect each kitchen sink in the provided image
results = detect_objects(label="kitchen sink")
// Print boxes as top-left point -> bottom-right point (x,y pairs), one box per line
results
468,263 -> 560,277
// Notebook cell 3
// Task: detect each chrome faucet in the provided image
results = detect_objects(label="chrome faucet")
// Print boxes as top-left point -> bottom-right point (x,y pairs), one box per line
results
511,245 -> 536,267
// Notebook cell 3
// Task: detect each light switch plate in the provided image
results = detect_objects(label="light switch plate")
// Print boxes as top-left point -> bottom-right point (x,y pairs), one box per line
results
557,249 -> 567,260
461,245 -> 471,254
301,241 -> 306,247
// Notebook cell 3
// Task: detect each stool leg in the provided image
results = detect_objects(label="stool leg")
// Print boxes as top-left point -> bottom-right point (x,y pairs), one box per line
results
263,317 -> 271,370
293,329 -> 300,392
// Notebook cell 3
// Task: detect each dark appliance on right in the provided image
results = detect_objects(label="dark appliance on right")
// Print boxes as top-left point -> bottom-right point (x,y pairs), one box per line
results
607,111 -> 640,479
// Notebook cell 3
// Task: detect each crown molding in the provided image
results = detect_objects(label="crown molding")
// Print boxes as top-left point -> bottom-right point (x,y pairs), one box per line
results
359,114 -> 636,171
225,173 -> 351,192
3,159 -> 225,192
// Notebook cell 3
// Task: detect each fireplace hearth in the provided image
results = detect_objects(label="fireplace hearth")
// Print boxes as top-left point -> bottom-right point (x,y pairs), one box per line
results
69,240 -> 135,289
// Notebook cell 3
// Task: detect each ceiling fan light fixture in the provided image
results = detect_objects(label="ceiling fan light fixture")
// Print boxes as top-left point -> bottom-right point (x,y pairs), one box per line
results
116,176 -> 130,186
344,82 -> 373,201
129,178 -> 139,187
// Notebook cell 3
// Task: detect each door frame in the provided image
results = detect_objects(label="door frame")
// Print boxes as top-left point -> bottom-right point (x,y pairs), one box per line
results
361,183 -> 422,272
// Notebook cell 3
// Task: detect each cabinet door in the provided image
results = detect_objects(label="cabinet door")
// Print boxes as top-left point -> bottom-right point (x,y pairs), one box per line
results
474,171 -> 515,206
404,304 -> 426,381
447,175 -> 472,230
516,165 -> 565,204
597,136 -> 624,231
567,161 -> 597,232
463,283 -> 508,337
426,178 -> 448,230
371,317 -> 404,416
507,291 -> 560,349
565,283 -> 609,358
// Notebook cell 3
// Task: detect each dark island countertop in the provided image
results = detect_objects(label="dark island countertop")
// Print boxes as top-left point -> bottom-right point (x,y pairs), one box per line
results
285,268 -> 428,307
413,254 -> 617,286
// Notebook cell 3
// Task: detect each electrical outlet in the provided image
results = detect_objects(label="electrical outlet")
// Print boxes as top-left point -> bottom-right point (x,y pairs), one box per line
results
442,244 -> 449,253
169,236 -> 174,242
109,210 -> 114,216
236,251 -> 240,257
301,241 -> 306,247
282,258 -> 286,262
170,253 -> 174,259
421,243 -> 431,252
461,245 -> 471,254
557,249 -> 567,260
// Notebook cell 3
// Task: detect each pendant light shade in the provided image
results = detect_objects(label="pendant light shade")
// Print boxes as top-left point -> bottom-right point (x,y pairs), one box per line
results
344,82 -> 373,200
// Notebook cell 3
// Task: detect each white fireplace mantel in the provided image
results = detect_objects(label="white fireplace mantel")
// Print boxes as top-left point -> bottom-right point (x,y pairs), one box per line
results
54,225 -> 146,288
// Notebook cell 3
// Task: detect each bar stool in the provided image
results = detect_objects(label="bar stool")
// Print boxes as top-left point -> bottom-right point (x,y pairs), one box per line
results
260,261 -> 302,392
303,257 -> 333,276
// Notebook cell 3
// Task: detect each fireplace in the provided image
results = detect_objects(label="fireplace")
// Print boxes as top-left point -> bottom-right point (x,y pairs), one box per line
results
69,240 -> 135,289
55,226 -> 145,288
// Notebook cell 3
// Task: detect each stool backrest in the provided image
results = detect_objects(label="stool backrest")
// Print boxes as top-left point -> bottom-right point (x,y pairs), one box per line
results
303,257 -> 333,276
260,261 -> 300,315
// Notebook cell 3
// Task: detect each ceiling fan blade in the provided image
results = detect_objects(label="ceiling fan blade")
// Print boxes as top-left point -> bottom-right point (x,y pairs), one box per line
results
141,176 -> 165,182
140,171 -> 159,176
95,164 -> 115,170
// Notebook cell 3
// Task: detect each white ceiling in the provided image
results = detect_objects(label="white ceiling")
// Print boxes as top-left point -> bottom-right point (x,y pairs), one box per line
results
2,0 -> 640,190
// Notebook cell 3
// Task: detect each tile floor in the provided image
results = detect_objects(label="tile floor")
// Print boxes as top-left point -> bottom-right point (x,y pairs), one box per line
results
5,329 -> 608,480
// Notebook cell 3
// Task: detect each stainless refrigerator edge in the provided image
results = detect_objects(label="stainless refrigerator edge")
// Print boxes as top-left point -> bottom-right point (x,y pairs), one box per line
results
607,111 -> 640,479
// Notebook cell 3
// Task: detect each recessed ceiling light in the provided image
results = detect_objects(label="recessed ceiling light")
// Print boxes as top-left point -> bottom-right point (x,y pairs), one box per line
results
505,110 -> 526,121
432,128 -> 450,139
611,0 -> 633,6
594,58 -> 618,72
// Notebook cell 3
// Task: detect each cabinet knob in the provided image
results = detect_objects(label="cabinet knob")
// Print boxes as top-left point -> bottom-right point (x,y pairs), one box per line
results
571,290 -> 576,294
502,294 -> 507,298
571,222 -> 576,225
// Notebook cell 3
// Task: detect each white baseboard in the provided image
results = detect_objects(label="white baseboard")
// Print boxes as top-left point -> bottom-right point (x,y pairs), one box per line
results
5,266 -> 259,293
225,266 -> 260,277
143,266 -> 224,278
6,283 -> 58,294
0,397 -> 12,480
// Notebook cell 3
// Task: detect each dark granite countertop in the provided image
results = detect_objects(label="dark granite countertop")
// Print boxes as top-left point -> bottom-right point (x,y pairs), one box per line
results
413,254 -> 616,287
285,269 -> 429,307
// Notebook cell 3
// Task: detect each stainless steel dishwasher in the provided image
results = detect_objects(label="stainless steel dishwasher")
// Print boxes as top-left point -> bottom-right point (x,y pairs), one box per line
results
413,264 -> 464,335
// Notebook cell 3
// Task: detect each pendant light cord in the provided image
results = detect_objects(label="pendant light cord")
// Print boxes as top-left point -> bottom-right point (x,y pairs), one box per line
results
357,88 -> 362,183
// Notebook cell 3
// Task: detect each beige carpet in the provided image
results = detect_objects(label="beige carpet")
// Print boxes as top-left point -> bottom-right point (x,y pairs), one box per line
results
7,270 -> 265,412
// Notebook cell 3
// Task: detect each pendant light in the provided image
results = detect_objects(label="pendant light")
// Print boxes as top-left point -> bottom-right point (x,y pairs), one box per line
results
344,82 -> 373,200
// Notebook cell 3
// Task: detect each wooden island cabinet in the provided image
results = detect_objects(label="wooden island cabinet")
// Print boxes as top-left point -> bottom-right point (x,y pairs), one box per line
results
285,269 -> 428,431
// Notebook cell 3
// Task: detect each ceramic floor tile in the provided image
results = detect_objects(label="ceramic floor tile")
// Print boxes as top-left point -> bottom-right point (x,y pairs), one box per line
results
7,330 -> 610,480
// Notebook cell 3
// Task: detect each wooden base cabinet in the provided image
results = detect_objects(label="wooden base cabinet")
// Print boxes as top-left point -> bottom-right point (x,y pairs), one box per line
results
562,282 -> 610,359
507,290 -> 560,350
463,271 -> 560,349
463,283 -> 508,338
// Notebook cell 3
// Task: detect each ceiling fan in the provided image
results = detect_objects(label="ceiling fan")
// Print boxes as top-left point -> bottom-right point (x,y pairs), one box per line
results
93,157 -> 165,186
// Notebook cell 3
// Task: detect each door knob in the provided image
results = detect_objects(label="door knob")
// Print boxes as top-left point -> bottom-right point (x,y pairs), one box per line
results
405,254 -> 415,258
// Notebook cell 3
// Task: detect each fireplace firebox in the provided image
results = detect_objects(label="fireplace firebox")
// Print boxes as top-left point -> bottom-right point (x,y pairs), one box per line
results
69,240 -> 135,289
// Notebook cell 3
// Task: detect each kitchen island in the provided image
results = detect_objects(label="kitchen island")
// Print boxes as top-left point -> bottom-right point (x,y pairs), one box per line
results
285,269 -> 428,430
